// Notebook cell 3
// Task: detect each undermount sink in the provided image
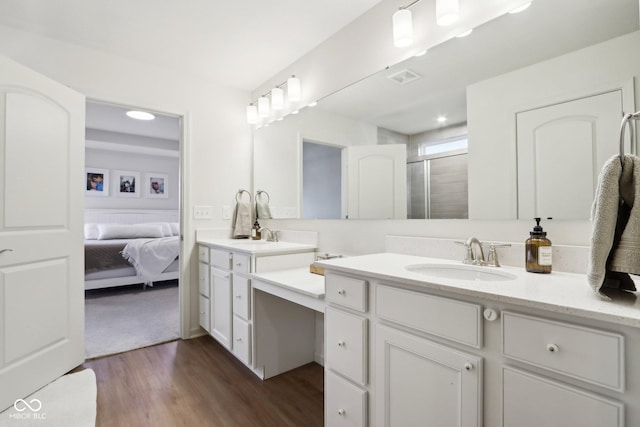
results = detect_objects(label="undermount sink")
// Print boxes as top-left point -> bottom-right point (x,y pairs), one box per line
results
405,263 -> 517,282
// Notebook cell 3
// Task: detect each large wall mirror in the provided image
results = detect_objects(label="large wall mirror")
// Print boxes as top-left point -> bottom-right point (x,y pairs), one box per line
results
253,0 -> 640,220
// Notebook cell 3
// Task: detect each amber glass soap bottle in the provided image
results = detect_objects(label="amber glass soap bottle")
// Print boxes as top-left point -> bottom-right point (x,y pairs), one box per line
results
525,217 -> 552,273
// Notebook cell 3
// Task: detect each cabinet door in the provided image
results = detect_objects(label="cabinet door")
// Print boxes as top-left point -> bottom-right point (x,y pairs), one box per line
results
375,324 -> 482,427
210,267 -> 232,349
502,367 -> 624,427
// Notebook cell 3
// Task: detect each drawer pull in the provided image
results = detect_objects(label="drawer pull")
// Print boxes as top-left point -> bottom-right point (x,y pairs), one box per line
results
464,362 -> 474,371
546,343 -> 559,353
235,295 -> 242,299
337,340 -> 346,347
338,409 -> 346,416
337,289 -> 346,295
236,338 -> 242,342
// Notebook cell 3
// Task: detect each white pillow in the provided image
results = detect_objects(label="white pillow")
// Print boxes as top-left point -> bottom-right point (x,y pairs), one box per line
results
97,224 -> 165,240
84,223 -> 99,240
147,222 -> 173,237
169,222 -> 179,236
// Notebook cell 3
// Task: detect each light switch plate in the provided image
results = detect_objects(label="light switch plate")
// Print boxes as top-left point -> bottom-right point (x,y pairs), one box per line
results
193,205 -> 213,219
222,206 -> 231,219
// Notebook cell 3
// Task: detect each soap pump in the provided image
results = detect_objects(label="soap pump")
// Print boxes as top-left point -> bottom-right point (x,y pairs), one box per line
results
251,219 -> 261,240
525,217 -> 552,273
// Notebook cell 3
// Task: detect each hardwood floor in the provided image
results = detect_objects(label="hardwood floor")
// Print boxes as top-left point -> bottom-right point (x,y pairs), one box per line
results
77,335 -> 324,427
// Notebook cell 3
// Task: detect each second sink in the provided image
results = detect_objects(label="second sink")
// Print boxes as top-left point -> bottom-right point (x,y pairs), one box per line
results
406,263 -> 517,282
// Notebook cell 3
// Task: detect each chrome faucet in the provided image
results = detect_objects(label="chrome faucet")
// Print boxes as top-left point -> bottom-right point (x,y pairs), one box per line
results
455,238 -> 511,267
258,227 -> 278,242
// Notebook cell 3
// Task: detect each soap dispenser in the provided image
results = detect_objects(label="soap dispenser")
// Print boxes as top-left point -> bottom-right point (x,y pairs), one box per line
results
251,219 -> 261,240
525,217 -> 552,273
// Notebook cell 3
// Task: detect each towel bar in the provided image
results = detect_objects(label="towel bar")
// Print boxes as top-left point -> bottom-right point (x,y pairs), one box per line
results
619,111 -> 639,166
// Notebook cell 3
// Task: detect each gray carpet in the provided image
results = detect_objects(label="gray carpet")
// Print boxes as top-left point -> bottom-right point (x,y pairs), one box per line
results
85,280 -> 180,359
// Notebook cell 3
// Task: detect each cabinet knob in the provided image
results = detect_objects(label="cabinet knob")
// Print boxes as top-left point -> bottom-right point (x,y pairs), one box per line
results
546,343 -> 559,353
236,338 -> 242,342
236,263 -> 242,267
337,289 -> 346,295
338,409 -> 346,416
337,340 -> 346,347
235,295 -> 242,299
483,308 -> 499,321
464,362 -> 474,371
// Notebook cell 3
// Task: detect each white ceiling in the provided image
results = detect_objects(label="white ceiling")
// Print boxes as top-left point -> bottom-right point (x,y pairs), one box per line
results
0,0 -> 384,91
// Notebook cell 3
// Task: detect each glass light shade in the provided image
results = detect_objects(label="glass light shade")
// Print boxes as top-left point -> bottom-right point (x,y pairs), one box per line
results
392,9 -> 413,47
271,87 -> 284,110
258,96 -> 270,117
436,0 -> 459,26
246,105 -> 258,124
287,76 -> 301,102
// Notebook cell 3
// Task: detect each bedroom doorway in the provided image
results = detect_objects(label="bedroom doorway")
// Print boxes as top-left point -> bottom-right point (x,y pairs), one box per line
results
83,100 -> 183,359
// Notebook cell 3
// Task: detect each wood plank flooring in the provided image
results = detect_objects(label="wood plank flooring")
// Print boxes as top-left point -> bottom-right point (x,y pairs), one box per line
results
76,335 -> 324,427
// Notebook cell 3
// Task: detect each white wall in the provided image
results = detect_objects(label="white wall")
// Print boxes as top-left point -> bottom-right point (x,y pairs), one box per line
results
467,30 -> 640,219
0,24 -> 252,338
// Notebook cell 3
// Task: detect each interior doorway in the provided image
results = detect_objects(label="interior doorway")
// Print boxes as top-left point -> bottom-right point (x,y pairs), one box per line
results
83,100 -> 183,359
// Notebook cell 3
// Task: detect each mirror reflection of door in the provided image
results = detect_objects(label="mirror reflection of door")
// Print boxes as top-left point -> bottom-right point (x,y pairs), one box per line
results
302,140 -> 343,219
516,90 -> 627,219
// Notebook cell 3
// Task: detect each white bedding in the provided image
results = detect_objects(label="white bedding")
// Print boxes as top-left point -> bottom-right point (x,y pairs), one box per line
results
121,236 -> 180,285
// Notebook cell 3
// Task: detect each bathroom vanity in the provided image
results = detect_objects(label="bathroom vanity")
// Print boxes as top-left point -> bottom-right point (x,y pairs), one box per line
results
196,233 -> 321,379
317,252 -> 640,427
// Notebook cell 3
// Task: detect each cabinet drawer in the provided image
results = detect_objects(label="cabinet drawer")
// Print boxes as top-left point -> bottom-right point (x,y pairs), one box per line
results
326,307 -> 367,385
232,252 -> 251,275
502,367 -> 624,427
326,370 -> 367,427
199,294 -> 210,333
198,262 -> 210,297
210,248 -> 231,269
375,284 -> 482,348
233,316 -> 251,365
233,276 -> 251,320
198,245 -> 209,263
502,311 -> 624,391
326,273 -> 367,312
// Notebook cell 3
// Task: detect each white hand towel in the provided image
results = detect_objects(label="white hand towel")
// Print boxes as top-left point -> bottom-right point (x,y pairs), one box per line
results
588,154 -> 639,298
256,199 -> 272,219
232,201 -> 252,238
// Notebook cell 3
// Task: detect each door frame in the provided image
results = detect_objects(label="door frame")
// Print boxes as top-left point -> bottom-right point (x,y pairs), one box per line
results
85,97 -> 191,339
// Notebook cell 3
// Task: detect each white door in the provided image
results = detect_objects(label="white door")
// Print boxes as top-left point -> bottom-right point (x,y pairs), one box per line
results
346,144 -> 407,219
375,324 -> 482,427
516,90 -> 624,219
0,55 -> 85,411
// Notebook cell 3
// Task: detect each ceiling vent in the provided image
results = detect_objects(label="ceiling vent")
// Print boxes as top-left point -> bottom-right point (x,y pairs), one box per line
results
387,69 -> 422,85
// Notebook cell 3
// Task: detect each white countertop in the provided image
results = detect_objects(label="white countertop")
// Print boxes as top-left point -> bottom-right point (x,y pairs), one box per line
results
315,253 -> 640,328
252,268 -> 325,298
197,237 -> 317,256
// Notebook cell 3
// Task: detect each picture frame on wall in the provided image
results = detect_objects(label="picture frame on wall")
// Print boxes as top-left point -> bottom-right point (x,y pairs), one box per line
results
146,172 -> 168,199
115,170 -> 140,198
85,167 -> 109,197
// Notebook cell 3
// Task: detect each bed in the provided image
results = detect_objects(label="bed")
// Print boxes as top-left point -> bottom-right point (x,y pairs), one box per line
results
84,209 -> 180,290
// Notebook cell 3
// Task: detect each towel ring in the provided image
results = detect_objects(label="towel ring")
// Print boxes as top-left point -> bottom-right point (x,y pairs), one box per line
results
619,111 -> 639,167
236,189 -> 251,203
256,190 -> 270,203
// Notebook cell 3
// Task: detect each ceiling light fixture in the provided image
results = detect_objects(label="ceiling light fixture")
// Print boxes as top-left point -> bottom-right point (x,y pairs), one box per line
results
126,110 -> 155,120
436,0 -> 459,26
246,75 -> 302,124
437,115 -> 447,123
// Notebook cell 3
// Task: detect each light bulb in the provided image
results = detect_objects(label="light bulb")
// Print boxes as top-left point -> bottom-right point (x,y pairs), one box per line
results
392,9 -> 413,47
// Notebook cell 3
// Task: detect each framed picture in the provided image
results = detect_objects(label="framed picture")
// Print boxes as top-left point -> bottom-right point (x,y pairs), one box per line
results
85,168 -> 109,196
115,170 -> 140,198
146,172 -> 168,198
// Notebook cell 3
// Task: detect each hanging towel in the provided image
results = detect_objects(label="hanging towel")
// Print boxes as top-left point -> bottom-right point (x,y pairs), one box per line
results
587,154 -> 640,299
256,199 -> 272,219
231,201 -> 252,238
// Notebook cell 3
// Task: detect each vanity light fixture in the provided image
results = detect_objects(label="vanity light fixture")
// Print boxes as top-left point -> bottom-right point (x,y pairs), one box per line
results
271,86 -> 284,110
393,8 -> 414,47
246,104 -> 258,124
126,110 -> 155,120
246,75 -> 302,124
258,96 -> 270,118
436,0 -> 459,26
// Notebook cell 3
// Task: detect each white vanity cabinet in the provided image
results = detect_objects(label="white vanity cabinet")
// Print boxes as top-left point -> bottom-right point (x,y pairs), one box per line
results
324,273 -> 483,427
197,241 -> 316,374
501,311 -> 625,427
